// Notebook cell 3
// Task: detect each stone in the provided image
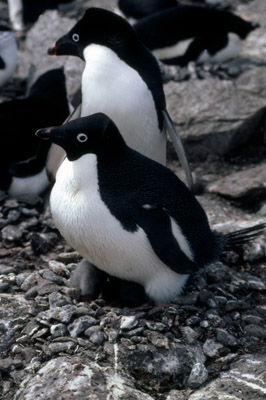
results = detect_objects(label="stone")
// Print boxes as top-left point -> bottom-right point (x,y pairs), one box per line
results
89,332 -> 105,346
50,324 -> 67,337
165,68 -> 266,161
37,305 -> 77,324
48,292 -> 72,308
187,362 -> 208,389
48,342 -> 76,354
120,315 -> 138,331
188,354 -> 266,400
1,225 -> 23,247
207,162 -> 266,202
216,329 -> 239,347
244,324 -> 266,339
203,339 -> 223,358
68,316 -> 98,337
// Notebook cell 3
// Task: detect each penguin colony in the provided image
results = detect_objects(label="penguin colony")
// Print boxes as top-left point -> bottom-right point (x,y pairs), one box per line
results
1,1 -> 265,305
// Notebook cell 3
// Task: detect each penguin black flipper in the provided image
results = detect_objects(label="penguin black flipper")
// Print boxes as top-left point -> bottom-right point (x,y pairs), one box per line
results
162,110 -> 194,191
0,56 -> 5,69
135,204 -> 199,274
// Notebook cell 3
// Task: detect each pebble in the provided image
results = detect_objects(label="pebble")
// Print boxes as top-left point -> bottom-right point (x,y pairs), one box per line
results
203,339 -> 223,358
48,260 -> 70,278
187,362 -> 208,389
50,324 -> 67,337
242,314 -> 263,325
25,286 -> 38,300
89,332 -> 105,346
199,290 -> 217,308
37,305 -> 77,324
47,341 -> 76,354
216,329 -> 239,347
174,293 -> 198,305
120,315 -> 138,331
1,225 -> 23,247
68,316 -> 98,337
244,324 -> 266,339
48,292 -> 72,308
181,327 -> 199,344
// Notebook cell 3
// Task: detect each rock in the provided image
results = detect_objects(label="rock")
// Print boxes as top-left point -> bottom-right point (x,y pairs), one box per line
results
207,162 -> 266,203
16,356 -> 155,400
89,332 -> 105,346
216,329 -> 239,347
165,68 -> 266,161
244,324 -> 266,339
203,339 -> 224,358
188,354 -> 266,400
120,315 -> 138,331
47,342 -> 76,354
1,225 -> 23,247
37,305 -> 77,324
48,292 -> 72,308
68,316 -> 98,337
50,324 -> 67,337
187,362 -> 208,389
0,357 -> 23,372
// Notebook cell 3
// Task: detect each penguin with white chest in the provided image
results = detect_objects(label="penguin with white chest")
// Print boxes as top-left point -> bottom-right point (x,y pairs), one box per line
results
47,7 -> 193,190
134,6 -> 259,65
36,113 -> 266,305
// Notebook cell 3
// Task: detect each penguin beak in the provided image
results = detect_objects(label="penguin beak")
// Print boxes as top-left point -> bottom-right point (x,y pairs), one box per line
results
47,43 -> 57,56
35,128 -> 52,141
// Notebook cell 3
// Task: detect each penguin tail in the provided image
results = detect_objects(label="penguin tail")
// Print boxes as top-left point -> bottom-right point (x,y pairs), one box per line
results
223,223 -> 266,249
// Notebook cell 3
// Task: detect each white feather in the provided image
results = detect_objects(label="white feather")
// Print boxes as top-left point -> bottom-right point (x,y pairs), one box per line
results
81,44 -> 166,165
51,155 -> 193,304
153,38 -> 194,60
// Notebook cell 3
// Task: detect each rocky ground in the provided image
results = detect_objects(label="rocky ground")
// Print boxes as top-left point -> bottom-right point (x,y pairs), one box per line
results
0,0 -> 266,399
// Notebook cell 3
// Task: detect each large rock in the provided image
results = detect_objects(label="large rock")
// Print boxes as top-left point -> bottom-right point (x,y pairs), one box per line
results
188,354 -> 266,400
165,67 -> 266,160
16,356 -> 155,400
207,161 -> 266,204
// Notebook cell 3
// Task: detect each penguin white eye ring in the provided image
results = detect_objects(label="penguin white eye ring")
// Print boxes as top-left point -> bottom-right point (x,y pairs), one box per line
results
72,33 -> 79,42
77,133 -> 88,143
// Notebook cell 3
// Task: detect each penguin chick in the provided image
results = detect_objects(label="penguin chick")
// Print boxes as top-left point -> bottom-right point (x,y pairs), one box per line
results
36,113 -> 266,305
0,24 -> 17,87
0,68 -> 70,195
134,6 -> 259,65
47,6 -> 193,190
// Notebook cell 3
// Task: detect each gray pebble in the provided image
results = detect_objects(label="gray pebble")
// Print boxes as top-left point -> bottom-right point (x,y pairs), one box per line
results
25,286 -> 38,300
89,332 -> 105,345
244,324 -> 266,339
48,341 -> 76,354
187,362 -> 208,388
216,328 -> 239,347
48,292 -> 72,308
120,315 -> 138,331
68,316 -> 97,337
50,324 -> 67,337
203,339 -> 223,358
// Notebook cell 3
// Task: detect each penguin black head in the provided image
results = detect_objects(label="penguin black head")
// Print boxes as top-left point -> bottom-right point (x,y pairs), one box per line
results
47,7 -> 138,59
35,113 -> 126,161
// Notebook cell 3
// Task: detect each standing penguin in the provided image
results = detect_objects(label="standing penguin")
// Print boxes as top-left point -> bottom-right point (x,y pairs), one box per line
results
47,7 -> 193,190
0,25 -> 17,88
36,113 -> 266,305
133,6 -> 259,65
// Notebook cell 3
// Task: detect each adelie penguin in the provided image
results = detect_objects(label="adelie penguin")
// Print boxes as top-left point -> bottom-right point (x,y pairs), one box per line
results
0,68 -> 70,195
0,24 -> 17,88
47,6 -> 193,190
133,6 -> 259,65
117,0 -> 177,21
36,113 -> 266,305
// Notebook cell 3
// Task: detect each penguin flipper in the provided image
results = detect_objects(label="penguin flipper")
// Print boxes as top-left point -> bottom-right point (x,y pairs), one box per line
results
162,110 -> 194,191
0,56 -> 5,69
46,103 -> 82,182
136,205 -> 199,274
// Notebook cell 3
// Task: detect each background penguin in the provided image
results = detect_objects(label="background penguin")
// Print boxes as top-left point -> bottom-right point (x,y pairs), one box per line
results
36,113 -> 266,305
133,6 -> 259,65
0,68 -> 70,195
47,7 -> 193,190
0,24 -> 17,88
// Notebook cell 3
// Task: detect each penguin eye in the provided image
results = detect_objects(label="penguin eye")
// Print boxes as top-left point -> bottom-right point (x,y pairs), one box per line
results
72,33 -> 79,42
77,133 -> 88,143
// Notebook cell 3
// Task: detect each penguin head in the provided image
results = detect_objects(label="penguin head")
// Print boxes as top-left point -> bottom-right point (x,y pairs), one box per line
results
47,7 -> 137,60
35,113 -> 126,161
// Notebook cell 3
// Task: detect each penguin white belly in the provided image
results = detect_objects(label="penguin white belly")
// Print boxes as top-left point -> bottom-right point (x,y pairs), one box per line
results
153,38 -> 194,60
8,167 -> 50,196
0,32 -> 17,87
50,155 -> 189,304
197,33 -> 241,64
81,44 -> 166,165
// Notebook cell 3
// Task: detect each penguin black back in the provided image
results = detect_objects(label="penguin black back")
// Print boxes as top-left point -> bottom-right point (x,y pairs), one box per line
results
118,0 -> 177,19
0,68 -> 69,192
